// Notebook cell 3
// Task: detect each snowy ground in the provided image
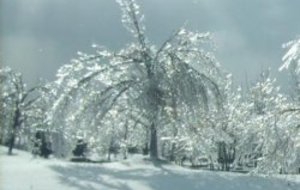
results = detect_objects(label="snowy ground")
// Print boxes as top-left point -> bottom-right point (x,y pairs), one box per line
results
1,146 -> 300,190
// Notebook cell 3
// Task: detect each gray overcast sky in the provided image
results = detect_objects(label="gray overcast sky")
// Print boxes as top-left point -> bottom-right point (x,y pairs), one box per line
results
1,0 -> 300,88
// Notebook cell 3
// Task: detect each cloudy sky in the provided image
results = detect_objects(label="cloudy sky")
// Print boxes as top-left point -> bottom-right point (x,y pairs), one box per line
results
1,0 -> 300,88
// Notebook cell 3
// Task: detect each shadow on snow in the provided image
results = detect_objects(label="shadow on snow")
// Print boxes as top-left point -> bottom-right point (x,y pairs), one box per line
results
48,161 -> 299,190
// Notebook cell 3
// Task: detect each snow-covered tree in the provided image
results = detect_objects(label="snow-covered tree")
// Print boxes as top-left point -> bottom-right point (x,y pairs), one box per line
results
230,69 -> 299,174
47,0 -> 224,159
277,36 -> 300,173
212,74 -> 245,171
247,71 -> 286,173
0,67 -> 41,154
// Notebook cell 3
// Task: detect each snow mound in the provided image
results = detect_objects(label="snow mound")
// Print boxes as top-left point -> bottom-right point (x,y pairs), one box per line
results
0,146 -> 299,190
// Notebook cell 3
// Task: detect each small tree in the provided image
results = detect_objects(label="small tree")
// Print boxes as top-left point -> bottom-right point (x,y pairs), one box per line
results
0,67 -> 41,155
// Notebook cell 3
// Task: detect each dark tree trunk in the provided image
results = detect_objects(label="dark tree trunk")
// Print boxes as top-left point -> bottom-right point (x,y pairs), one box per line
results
149,123 -> 158,159
8,106 -> 21,155
169,92 -> 178,162
8,133 -> 15,155
217,141 -> 235,171
123,121 -> 128,160
169,143 -> 176,162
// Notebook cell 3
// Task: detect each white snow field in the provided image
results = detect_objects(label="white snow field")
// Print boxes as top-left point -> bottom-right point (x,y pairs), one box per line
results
0,146 -> 299,190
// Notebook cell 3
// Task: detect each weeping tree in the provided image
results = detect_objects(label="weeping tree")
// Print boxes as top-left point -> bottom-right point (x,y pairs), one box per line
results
49,0 -> 224,159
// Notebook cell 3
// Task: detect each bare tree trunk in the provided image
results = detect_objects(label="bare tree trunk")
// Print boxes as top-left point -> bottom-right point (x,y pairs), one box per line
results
107,151 -> 111,161
149,123 -> 158,159
169,143 -> 176,161
8,132 -> 15,155
169,94 -> 178,162
123,120 -> 128,160
8,106 -> 20,155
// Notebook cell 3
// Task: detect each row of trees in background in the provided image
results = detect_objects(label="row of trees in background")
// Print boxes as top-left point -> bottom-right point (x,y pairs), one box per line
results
1,0 -> 300,174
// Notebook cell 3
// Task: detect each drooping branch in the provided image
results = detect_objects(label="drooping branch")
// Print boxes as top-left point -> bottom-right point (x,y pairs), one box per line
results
73,79 -> 136,119
94,81 -> 135,121
171,53 -> 223,110
128,1 -> 146,49
154,27 -> 185,60
279,108 -> 300,115
52,63 -> 121,112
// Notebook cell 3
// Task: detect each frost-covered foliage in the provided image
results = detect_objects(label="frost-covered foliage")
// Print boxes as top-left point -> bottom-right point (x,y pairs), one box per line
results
246,71 -> 287,173
211,75 -> 247,170
222,69 -> 300,174
280,37 -> 300,73
280,36 -> 300,101
46,0 -> 225,159
190,68 -> 300,174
